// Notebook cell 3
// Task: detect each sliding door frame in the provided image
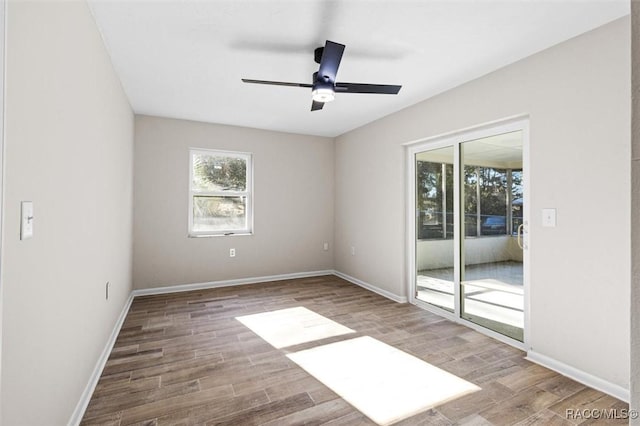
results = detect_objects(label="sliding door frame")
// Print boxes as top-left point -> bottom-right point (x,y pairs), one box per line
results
0,0 -> 7,401
405,116 -> 530,350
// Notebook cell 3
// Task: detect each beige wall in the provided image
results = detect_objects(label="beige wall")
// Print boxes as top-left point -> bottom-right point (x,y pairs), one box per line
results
631,1 -> 639,421
335,17 -> 630,390
1,1 -> 134,424
133,116 -> 334,289
0,0 -> 5,406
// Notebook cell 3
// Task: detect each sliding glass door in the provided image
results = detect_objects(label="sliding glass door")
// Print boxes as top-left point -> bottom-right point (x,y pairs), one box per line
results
460,132 -> 524,341
412,123 -> 526,343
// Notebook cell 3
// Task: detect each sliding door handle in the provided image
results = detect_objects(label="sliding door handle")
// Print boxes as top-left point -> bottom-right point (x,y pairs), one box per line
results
517,224 -> 525,249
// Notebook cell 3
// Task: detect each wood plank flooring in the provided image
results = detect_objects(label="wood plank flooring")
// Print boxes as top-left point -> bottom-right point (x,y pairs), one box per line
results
81,275 -> 628,425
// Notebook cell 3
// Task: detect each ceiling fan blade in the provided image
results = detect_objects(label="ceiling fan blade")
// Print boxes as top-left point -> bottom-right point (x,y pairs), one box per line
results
242,78 -> 312,88
317,41 -> 345,83
335,82 -> 402,94
311,100 -> 325,111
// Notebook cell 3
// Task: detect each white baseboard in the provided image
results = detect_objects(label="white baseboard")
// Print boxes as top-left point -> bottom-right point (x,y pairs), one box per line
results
68,292 -> 134,426
69,272 -> 631,424
131,270 -> 335,297
526,350 -> 629,402
333,270 -> 408,303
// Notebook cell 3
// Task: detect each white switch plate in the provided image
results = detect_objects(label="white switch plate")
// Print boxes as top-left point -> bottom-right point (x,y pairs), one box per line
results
21,201 -> 34,240
323,242 -> 329,251
229,248 -> 236,257
542,208 -> 556,227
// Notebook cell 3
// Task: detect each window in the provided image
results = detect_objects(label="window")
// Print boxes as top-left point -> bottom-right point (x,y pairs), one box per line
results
465,165 -> 517,237
417,160 -> 521,240
416,160 -> 453,239
189,149 -> 252,236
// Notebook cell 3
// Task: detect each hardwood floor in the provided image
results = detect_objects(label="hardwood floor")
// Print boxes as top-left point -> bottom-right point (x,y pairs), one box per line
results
81,275 -> 628,425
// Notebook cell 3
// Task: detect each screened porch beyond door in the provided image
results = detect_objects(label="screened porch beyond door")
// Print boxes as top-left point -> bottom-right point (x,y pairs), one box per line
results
417,259 -> 524,340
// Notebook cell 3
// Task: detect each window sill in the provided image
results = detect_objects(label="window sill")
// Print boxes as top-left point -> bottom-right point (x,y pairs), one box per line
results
188,232 -> 253,238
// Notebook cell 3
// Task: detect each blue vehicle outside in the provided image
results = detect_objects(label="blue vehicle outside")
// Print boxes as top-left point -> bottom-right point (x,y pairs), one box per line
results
481,216 -> 507,235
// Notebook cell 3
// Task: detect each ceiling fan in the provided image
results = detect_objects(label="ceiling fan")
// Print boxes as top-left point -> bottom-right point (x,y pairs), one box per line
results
241,40 -> 402,111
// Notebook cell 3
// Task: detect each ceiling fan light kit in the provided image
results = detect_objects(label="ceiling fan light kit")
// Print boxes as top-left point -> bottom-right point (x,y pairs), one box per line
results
242,40 -> 402,111
312,88 -> 335,103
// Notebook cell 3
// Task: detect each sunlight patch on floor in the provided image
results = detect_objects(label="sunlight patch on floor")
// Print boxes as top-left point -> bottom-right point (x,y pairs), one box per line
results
235,306 -> 355,349
287,336 -> 480,425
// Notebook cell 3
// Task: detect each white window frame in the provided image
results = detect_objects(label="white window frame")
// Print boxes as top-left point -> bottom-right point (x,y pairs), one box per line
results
188,148 -> 253,237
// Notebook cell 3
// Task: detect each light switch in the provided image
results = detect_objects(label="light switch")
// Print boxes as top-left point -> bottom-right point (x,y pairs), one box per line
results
542,208 -> 556,227
21,201 -> 34,240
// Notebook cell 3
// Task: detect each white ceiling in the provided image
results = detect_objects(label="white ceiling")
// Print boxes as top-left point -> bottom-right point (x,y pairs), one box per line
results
88,0 -> 629,138
463,131 -> 523,166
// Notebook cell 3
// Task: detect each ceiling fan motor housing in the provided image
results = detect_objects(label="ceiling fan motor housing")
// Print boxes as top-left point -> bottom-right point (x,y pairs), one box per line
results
314,47 -> 324,64
312,71 -> 334,91
311,71 -> 335,103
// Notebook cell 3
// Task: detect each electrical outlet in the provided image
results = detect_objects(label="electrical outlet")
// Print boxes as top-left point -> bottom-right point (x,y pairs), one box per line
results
351,246 -> 356,256
229,248 -> 236,257
106,281 -> 110,300
323,242 -> 329,251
